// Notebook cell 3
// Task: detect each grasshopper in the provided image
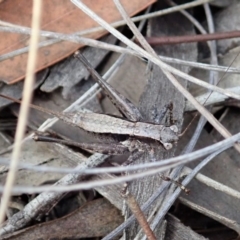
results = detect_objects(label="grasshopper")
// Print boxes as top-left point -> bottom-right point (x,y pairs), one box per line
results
0,52 -> 189,194
0,52 -> 179,157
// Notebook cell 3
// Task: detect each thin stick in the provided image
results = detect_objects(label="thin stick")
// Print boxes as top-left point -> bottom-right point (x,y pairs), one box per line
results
0,0 -> 42,224
145,30 -> 240,46
122,189 -> 157,240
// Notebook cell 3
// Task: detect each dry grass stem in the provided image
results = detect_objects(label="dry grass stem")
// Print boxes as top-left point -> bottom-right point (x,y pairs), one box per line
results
0,0 -> 42,224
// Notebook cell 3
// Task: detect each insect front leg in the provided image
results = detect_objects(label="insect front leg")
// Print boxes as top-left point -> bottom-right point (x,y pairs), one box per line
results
74,51 -> 143,122
151,102 -> 175,125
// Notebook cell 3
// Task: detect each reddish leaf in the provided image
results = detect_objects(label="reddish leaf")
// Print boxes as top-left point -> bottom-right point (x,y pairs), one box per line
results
0,0 -> 155,84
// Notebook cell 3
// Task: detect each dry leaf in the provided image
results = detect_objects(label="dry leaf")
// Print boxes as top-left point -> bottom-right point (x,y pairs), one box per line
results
2,198 -> 123,239
0,0 -> 155,84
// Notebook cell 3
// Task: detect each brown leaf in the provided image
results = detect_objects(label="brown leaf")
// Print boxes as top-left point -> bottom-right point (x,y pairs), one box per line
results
0,0 -> 155,84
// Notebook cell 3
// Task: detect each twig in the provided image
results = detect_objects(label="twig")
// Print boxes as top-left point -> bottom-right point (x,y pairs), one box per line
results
103,181 -> 171,240
0,0 -> 42,225
122,188 -> 156,240
145,30 -> 240,46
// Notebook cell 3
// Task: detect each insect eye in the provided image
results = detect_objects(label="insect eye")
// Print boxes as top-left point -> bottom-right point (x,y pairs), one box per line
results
163,143 -> 172,150
170,125 -> 178,133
